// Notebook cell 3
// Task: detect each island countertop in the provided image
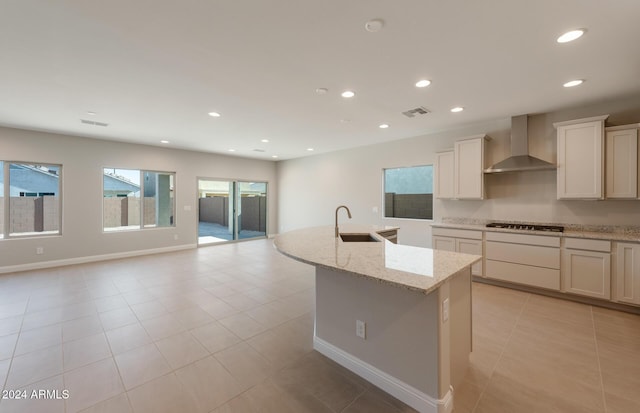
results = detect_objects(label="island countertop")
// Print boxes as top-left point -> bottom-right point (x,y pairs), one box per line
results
274,225 -> 481,295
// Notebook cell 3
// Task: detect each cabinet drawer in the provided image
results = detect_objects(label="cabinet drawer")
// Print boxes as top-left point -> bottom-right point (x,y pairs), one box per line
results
486,260 -> 560,290
432,228 -> 482,240
485,231 -> 560,247
564,237 -> 611,252
486,241 -> 560,269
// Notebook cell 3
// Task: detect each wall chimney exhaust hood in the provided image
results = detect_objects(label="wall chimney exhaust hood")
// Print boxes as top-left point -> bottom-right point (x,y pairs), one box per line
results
484,115 -> 557,173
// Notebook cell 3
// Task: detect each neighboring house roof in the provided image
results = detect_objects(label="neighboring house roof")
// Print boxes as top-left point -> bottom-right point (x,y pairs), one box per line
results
6,164 -> 141,196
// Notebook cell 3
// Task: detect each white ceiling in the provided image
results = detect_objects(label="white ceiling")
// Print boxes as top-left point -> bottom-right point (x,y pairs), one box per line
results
2,0 -> 640,160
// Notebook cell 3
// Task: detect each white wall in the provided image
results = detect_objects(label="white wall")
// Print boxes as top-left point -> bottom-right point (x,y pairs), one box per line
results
277,94 -> 640,247
0,126 -> 277,271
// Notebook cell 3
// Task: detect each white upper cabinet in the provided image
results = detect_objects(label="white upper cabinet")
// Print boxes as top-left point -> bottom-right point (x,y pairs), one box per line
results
435,150 -> 455,199
605,125 -> 639,199
454,135 -> 487,199
554,115 -> 609,200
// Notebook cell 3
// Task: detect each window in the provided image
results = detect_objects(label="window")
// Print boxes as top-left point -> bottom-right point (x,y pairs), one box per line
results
103,168 -> 175,231
383,165 -> 433,220
1,162 -> 62,238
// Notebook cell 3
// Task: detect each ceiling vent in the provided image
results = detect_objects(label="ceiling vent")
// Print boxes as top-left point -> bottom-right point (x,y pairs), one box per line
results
402,106 -> 430,118
80,119 -> 109,127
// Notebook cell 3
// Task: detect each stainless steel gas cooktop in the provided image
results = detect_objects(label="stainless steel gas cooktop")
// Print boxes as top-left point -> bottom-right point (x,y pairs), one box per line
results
485,222 -> 564,232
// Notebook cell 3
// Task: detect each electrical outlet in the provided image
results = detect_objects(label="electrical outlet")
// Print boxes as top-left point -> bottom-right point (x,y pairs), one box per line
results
356,320 -> 366,339
372,206 -> 379,213
442,298 -> 449,322
36,247 -> 44,255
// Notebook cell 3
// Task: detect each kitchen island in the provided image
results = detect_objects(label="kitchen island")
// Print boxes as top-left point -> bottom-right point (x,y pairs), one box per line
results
274,225 -> 481,413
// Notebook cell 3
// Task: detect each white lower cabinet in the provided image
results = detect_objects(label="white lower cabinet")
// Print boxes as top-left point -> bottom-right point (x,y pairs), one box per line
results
615,242 -> 640,305
432,228 -> 483,276
484,232 -> 560,290
562,238 -> 611,300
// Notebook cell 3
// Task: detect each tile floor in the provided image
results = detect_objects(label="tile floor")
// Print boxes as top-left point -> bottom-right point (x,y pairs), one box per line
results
0,239 -> 638,413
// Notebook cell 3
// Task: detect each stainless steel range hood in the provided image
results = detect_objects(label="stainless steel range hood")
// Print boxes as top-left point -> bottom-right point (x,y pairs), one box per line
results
484,115 -> 557,173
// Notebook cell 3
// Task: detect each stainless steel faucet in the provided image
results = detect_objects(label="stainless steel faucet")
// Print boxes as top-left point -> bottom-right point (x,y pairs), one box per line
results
335,205 -> 352,237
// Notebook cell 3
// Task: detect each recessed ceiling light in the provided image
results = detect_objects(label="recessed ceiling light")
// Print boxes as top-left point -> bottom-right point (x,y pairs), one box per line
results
160,140 -> 170,144
228,148 -> 236,152
415,80 -> 431,88
340,119 -> 351,124
261,139 -> 269,143
341,90 -> 355,98
563,79 -> 584,88
87,111 -> 97,116
450,106 -> 464,113
272,155 -> 278,158
307,148 -> 314,151
315,88 -> 328,95
208,112 -> 221,117
379,124 -> 390,129
557,29 -> 585,43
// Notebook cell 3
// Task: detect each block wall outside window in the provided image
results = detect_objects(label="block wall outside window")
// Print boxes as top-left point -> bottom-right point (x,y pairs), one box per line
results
1,163 -> 62,238
383,165 -> 434,220
103,168 -> 175,232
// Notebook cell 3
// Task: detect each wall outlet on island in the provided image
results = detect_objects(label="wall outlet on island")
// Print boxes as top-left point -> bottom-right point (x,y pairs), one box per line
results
356,320 -> 366,339
372,206 -> 378,214
36,247 -> 44,255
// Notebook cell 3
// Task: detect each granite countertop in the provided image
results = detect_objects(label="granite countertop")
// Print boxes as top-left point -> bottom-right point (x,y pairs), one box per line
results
431,220 -> 640,242
273,224 -> 481,295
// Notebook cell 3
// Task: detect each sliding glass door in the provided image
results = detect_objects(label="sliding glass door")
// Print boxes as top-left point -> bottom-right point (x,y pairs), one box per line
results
197,179 -> 267,245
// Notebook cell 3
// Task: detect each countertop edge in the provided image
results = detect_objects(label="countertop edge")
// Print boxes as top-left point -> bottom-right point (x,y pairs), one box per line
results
431,223 -> 640,243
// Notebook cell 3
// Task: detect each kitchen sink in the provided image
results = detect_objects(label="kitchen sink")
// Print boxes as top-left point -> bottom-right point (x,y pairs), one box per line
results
339,233 -> 380,242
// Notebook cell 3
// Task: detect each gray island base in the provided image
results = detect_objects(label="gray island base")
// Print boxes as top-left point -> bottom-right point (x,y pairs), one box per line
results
274,225 -> 481,413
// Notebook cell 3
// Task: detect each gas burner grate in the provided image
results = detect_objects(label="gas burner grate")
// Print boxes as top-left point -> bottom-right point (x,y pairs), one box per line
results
486,222 -> 564,232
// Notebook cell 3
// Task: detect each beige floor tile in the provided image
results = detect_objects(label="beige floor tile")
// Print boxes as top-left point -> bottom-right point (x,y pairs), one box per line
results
6,344 -> 63,388
174,356 -> 243,413
245,303 -> 293,329
0,358 -> 10,388
491,353 -> 604,412
157,295 -> 198,312
0,374 -> 66,413
341,390 -> 412,413
130,300 -> 167,321
0,315 -> 23,337
220,293 -> 261,311
140,313 -> 186,341
99,308 -> 138,331
114,343 -> 171,390
0,333 -> 18,361
198,298 -> 239,319
93,296 -> 128,313
14,324 -> 62,356
63,333 -> 112,371
218,312 -> 268,339
0,301 -> 27,319
170,306 -> 215,329
214,342 -> 275,390
155,331 -> 209,370
62,315 -> 104,342
210,393 -> 257,413
126,373 -> 199,413
121,291 -> 155,306
242,378 -> 330,413
190,322 -> 241,354
604,391 -> 640,413
272,352 -> 367,412
77,393 -> 132,413
105,323 -> 152,355
64,358 -> 124,413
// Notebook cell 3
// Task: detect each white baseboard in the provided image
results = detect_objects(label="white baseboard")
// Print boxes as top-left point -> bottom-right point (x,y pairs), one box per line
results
314,336 -> 453,413
0,244 -> 198,274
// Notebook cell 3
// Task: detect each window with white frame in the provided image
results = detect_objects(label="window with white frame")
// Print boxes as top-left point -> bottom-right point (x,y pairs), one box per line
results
383,165 -> 433,220
1,162 -> 62,238
103,168 -> 175,231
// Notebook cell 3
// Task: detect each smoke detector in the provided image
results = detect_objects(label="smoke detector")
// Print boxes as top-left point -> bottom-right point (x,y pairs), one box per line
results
365,19 -> 384,33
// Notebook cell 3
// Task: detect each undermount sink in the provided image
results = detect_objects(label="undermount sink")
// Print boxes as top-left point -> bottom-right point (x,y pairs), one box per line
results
339,233 -> 380,243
